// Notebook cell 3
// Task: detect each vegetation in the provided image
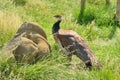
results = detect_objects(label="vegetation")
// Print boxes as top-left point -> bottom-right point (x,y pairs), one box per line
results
0,0 -> 120,80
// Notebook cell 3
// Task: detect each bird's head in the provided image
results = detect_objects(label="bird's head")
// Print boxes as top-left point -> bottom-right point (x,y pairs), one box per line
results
54,14 -> 62,21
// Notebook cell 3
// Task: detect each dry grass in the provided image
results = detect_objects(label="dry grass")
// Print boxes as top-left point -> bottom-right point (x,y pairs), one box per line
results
0,11 -> 21,34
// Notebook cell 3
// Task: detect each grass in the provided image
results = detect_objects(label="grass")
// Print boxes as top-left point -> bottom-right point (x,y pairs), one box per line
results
0,0 -> 120,80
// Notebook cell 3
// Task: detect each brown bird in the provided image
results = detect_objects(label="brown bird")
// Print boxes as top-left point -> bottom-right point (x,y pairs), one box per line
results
52,15 -> 101,68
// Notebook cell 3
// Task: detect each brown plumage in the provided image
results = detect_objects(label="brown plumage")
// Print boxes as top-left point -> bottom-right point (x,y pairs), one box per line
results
52,15 -> 101,68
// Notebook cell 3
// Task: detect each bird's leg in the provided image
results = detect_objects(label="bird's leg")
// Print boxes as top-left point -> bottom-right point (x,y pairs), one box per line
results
67,53 -> 72,63
65,53 -> 73,66
85,61 -> 92,69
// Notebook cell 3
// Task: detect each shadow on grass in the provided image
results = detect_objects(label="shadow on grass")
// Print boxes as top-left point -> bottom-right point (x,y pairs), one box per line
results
77,12 -> 120,39
77,11 -> 95,25
13,0 -> 27,6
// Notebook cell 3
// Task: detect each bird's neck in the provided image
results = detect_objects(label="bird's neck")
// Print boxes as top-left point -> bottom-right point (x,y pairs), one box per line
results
52,20 -> 61,34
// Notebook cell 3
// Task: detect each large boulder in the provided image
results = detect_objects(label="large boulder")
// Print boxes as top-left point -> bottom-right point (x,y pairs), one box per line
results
3,22 -> 51,64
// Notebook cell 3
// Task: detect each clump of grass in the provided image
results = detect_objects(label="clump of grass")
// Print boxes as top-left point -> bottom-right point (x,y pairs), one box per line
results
0,11 -> 21,33
0,11 -> 21,45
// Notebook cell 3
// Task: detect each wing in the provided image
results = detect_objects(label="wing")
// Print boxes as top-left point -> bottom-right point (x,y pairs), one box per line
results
57,30 -> 100,66
57,29 -> 89,53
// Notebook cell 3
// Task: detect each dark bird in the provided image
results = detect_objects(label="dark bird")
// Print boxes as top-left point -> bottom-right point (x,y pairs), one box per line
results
52,15 -> 101,68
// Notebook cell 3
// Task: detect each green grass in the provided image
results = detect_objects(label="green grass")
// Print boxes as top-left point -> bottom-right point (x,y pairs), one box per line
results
0,0 -> 120,80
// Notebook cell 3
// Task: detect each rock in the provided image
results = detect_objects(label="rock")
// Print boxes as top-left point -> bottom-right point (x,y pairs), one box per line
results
3,22 -> 51,64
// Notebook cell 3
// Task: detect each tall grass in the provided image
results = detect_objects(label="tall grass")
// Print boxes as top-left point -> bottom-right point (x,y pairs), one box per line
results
0,11 -> 21,45
0,0 -> 120,80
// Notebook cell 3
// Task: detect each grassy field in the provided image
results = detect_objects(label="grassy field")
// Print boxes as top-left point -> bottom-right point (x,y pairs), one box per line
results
0,0 -> 120,80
